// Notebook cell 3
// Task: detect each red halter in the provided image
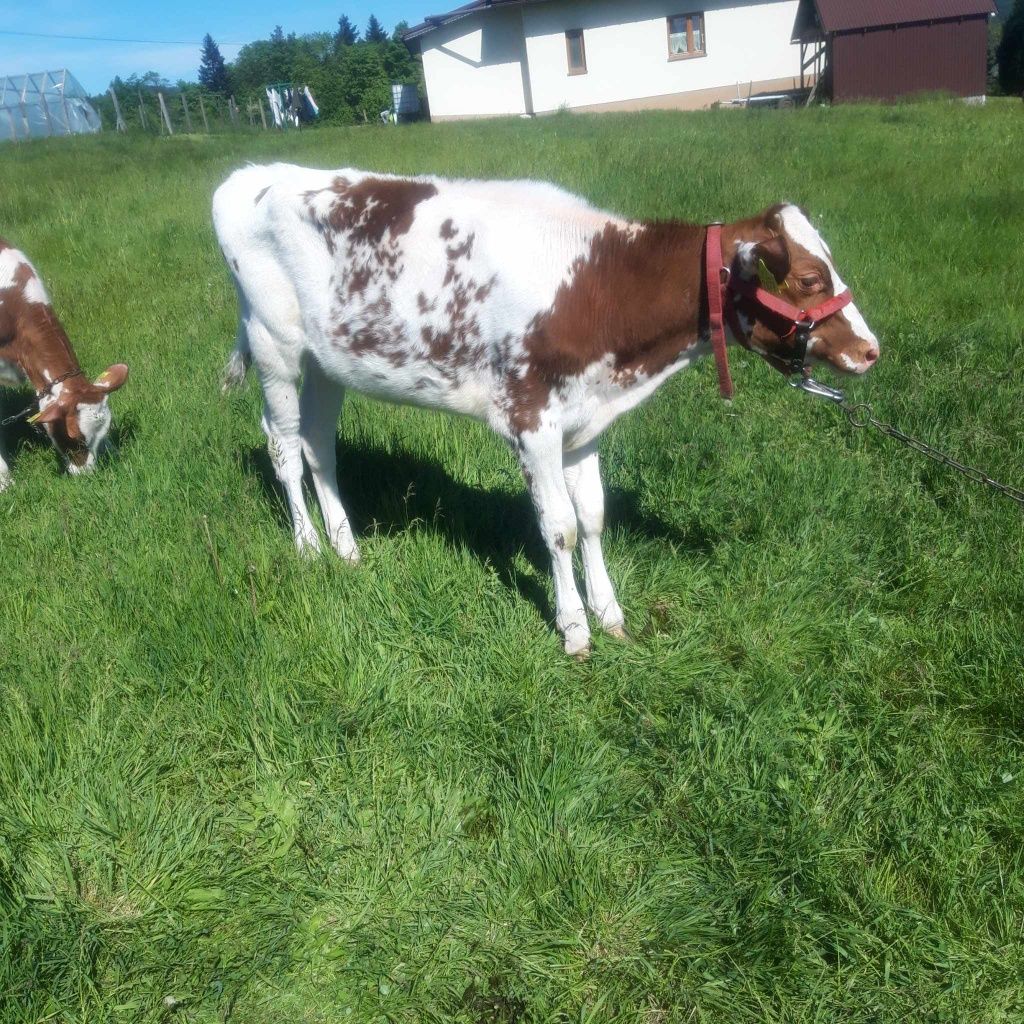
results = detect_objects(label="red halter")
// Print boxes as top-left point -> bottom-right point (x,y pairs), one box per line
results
704,223 -> 854,399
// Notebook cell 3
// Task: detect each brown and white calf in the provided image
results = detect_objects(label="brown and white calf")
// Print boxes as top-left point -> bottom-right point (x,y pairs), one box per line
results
0,240 -> 128,488
213,165 -> 879,655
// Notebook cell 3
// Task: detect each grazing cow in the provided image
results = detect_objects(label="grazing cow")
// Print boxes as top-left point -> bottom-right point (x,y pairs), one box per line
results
0,240 -> 128,487
214,165 -> 879,655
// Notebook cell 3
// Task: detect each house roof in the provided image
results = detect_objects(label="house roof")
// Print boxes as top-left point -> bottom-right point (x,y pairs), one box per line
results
798,0 -> 996,36
404,0 -> 545,43
407,0 -> 998,47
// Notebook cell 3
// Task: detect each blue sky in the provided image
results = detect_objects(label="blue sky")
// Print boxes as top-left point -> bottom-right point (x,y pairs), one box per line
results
0,0 -> 427,94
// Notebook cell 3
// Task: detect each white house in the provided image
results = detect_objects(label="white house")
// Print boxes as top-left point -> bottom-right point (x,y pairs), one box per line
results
404,0 -> 805,120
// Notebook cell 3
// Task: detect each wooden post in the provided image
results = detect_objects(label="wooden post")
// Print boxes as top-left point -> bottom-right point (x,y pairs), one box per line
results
228,95 -> 239,127
157,91 -> 174,134
6,109 -> 18,143
180,93 -> 193,132
197,93 -> 209,132
137,90 -> 149,130
108,88 -> 126,131
258,97 -> 268,130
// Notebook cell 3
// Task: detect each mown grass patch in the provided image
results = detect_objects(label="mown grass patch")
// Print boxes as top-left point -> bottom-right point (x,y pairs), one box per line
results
1,101 -> 1022,1023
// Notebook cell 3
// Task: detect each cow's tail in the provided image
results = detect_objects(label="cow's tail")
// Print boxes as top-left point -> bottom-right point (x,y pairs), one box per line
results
221,328 -> 251,393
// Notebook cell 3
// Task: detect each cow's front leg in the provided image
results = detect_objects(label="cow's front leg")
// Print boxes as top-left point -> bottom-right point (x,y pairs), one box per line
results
260,375 -> 321,556
563,444 -> 626,639
518,432 -> 590,657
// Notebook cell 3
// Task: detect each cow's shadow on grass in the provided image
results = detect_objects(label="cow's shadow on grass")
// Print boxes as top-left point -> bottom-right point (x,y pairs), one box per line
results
0,389 -> 139,473
242,436 -> 717,622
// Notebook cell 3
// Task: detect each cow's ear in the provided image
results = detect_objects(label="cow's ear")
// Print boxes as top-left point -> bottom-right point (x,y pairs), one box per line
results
762,204 -> 788,234
737,234 -> 790,283
93,363 -> 129,393
755,235 -> 790,284
32,401 -> 66,425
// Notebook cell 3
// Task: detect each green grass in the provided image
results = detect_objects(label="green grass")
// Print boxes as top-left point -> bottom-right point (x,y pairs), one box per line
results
1,101 -> 1022,1023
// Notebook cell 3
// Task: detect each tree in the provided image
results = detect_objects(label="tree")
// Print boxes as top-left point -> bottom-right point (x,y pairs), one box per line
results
198,34 -> 230,93
392,20 -> 410,41
997,0 -> 1024,94
364,14 -> 388,44
270,25 -> 285,43
335,14 -> 359,47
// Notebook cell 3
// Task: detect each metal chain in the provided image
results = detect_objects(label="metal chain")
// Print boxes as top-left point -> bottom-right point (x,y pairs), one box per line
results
787,377 -> 1024,509
838,401 -> 1024,508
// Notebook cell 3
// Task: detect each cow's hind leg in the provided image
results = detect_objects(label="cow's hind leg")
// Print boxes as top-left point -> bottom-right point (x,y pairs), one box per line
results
518,431 -> 590,657
248,321 -> 321,556
563,445 -> 626,639
300,358 -> 359,563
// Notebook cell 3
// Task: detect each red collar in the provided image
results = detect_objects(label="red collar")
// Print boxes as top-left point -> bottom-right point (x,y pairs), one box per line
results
704,223 -> 853,399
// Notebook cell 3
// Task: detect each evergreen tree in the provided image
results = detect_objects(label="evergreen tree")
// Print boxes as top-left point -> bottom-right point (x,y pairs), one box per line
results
198,34 -> 230,93
335,14 -> 359,47
270,25 -> 285,43
392,20 -> 410,41
997,0 -> 1024,94
364,14 -> 389,44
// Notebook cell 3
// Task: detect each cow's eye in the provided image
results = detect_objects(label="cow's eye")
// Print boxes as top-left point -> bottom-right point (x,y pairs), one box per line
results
798,275 -> 822,290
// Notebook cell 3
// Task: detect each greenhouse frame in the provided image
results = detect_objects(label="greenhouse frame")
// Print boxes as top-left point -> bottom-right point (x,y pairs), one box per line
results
0,69 -> 101,142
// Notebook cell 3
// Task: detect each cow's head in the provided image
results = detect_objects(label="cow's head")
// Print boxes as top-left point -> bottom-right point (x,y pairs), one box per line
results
731,204 -> 879,376
34,364 -> 129,473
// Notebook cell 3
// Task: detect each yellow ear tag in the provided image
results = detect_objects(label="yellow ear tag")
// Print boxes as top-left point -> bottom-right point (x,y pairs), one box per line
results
757,258 -> 784,295
27,411 -> 42,424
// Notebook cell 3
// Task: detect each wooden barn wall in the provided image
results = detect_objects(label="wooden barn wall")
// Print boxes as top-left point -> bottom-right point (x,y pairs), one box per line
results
832,17 -> 989,101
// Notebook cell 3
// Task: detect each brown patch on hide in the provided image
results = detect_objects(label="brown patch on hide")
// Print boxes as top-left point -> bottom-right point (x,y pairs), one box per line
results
347,264 -> 374,297
322,176 -> 438,247
507,220 -> 705,433
440,219 -> 458,240
446,234 -> 474,261
417,256 -> 495,376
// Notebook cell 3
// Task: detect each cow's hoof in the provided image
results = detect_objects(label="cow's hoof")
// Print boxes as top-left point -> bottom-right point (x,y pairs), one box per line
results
605,624 -> 631,642
563,627 -> 592,659
295,537 -> 323,559
329,532 -> 362,565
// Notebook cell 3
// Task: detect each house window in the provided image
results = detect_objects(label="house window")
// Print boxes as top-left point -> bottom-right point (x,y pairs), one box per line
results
565,29 -> 587,75
668,13 -> 706,60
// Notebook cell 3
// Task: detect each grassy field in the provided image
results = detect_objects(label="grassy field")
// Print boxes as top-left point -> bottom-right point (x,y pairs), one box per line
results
1,101 -> 1022,1023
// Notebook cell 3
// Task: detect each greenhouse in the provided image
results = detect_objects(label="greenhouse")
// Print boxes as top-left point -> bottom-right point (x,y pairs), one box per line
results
0,69 -> 101,142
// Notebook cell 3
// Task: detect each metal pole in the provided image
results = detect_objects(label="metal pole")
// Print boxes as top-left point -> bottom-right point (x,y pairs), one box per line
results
18,77 -> 30,137
58,70 -> 71,133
